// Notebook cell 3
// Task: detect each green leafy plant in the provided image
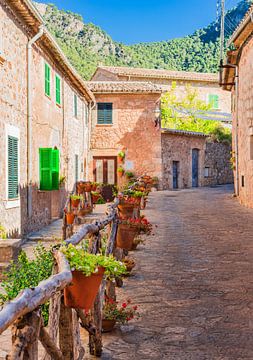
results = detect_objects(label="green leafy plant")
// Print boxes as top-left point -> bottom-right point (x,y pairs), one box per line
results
0,224 -> 7,239
61,244 -> 127,278
0,245 -> 54,325
118,150 -> 125,160
125,171 -> 134,178
70,194 -> 83,200
161,84 -> 232,143
96,197 -> 106,204
117,166 -> 124,174
103,297 -> 140,324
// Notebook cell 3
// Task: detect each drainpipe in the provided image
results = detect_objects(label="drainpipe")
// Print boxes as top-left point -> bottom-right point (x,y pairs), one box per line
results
27,26 -> 44,217
87,101 -> 96,180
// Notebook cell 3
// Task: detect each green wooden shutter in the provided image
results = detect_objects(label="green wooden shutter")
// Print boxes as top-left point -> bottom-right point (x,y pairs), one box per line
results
52,149 -> 59,190
39,148 -> 52,190
55,75 -> 61,105
75,154 -> 78,183
8,136 -> 19,199
74,94 -> 78,117
208,94 -> 219,109
45,63 -> 51,97
97,103 -> 112,124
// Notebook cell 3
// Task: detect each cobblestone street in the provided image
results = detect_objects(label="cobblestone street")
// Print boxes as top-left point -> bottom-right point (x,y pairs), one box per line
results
100,185 -> 253,360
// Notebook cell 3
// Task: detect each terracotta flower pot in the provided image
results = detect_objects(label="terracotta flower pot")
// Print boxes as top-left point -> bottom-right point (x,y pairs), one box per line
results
71,198 -> 80,208
118,171 -> 124,178
91,184 -> 97,191
118,156 -> 124,164
118,203 -> 135,219
83,183 -> 92,192
102,319 -> 116,332
116,224 -> 138,250
64,268 -> 105,311
76,183 -> 84,194
66,213 -> 75,225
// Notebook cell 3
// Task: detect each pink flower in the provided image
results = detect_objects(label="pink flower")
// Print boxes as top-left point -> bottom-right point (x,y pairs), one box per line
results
122,303 -> 127,308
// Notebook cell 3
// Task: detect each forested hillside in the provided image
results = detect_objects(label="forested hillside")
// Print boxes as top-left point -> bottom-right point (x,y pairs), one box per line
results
35,1 -> 252,80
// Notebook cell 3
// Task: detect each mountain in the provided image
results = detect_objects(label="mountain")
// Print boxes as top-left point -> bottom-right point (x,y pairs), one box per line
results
34,1 -> 252,80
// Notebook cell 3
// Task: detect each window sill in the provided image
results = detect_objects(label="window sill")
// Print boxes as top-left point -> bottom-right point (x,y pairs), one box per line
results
45,94 -> 51,101
5,199 -> 20,209
96,124 -> 113,127
56,102 -> 62,109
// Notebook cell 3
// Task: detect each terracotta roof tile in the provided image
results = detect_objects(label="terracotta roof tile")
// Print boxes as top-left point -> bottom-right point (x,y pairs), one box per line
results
96,66 -> 218,83
86,81 -> 164,94
161,128 -> 208,137
228,3 -> 253,45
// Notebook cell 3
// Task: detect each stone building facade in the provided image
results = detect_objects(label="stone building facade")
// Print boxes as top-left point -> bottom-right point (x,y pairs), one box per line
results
86,82 -> 162,187
0,0 -> 94,237
222,4 -> 253,208
162,130 -> 233,190
92,66 -> 231,114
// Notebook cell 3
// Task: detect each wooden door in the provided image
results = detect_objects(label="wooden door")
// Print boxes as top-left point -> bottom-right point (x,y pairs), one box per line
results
192,149 -> 199,188
173,161 -> 179,189
93,157 -> 117,185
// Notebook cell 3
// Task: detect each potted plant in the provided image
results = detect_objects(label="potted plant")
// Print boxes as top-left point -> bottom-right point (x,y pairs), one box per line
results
70,194 -> 82,208
102,297 -> 140,332
91,191 -> 102,204
65,212 -> 75,225
91,182 -> 99,191
117,166 -> 124,177
125,171 -> 135,179
116,219 -> 139,250
61,244 -> 126,311
118,150 -> 125,163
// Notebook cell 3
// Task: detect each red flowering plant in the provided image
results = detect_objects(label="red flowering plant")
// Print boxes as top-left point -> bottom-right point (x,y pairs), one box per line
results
103,297 -> 140,324
119,216 -> 152,235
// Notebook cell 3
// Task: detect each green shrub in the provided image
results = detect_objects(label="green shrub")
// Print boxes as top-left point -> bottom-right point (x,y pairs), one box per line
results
0,245 -> 54,325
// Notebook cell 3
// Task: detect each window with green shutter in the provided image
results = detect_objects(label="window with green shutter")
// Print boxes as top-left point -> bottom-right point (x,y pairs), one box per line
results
74,94 -> 78,118
45,63 -> 51,97
8,136 -> 19,199
208,94 -> 219,110
55,75 -> 61,105
39,148 -> 59,190
97,103 -> 113,124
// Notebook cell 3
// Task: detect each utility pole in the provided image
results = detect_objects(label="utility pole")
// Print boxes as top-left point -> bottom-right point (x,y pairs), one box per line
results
220,0 -> 225,65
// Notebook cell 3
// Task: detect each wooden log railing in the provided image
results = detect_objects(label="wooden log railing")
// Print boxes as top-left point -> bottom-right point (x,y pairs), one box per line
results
0,195 -> 120,359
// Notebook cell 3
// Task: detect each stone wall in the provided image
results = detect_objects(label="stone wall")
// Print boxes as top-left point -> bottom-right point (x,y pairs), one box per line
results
0,2 -> 90,236
231,36 -> 253,207
162,132 -> 207,189
162,132 -> 233,190
89,93 -> 162,184
203,142 -> 233,186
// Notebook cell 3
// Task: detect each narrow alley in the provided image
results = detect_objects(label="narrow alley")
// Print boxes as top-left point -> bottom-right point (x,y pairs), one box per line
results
101,185 -> 253,359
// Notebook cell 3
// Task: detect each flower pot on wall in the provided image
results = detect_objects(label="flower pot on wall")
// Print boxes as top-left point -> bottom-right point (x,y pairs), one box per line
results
64,268 -> 105,311
118,203 -> 135,219
102,319 -> 116,332
66,213 -> 75,225
116,224 -> 138,250
71,198 -> 80,208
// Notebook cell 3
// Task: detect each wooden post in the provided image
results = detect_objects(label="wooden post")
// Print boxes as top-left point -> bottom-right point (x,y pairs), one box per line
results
88,283 -> 104,357
8,309 -> 41,360
59,295 -> 84,360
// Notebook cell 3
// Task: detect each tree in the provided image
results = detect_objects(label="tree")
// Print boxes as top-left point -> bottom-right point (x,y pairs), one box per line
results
161,83 -> 232,143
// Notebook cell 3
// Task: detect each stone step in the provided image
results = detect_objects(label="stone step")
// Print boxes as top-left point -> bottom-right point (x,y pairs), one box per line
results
0,239 -> 22,263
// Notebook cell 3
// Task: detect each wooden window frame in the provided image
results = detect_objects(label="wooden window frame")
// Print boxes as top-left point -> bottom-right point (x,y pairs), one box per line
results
73,93 -> 78,118
97,103 -> 113,125
45,62 -> 51,98
55,74 -> 61,106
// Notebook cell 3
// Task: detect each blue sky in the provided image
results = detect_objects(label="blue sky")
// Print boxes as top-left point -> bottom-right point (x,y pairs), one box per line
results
38,0 -> 240,44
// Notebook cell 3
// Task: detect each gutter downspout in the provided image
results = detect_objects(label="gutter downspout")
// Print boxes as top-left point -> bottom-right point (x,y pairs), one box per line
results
87,100 -> 96,180
27,26 -> 44,217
